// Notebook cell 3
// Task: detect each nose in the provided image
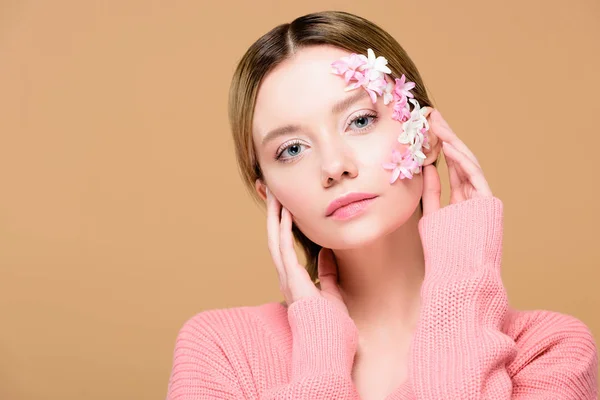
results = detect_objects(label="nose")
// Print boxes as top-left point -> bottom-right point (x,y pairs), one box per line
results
320,142 -> 359,188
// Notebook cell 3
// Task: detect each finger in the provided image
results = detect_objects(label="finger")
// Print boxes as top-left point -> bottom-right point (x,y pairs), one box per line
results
266,188 -> 286,283
317,248 -> 339,294
279,207 -> 303,282
421,164 -> 441,216
280,207 -> 315,298
430,109 -> 480,168
443,148 -> 462,190
444,152 -> 465,203
443,142 -> 492,196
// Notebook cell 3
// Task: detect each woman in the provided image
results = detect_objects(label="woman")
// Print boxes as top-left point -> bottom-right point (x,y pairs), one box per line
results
166,11 -> 598,399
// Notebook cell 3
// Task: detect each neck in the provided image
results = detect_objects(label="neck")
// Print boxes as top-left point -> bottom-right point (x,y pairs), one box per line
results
333,204 -> 425,333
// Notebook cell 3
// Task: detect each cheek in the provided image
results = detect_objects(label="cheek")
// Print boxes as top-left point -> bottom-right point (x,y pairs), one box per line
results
266,170 -> 318,218
352,122 -> 404,169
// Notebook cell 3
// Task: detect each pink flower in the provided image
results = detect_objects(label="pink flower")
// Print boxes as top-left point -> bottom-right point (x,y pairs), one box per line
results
382,148 -> 420,183
331,53 -> 367,83
344,71 -> 369,91
392,100 -> 411,122
365,77 -> 387,103
393,75 -> 416,104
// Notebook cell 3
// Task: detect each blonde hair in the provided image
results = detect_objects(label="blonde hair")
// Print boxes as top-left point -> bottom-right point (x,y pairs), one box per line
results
228,11 -> 434,281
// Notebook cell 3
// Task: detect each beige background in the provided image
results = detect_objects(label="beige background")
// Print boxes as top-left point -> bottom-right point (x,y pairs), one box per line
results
1,1 -> 599,399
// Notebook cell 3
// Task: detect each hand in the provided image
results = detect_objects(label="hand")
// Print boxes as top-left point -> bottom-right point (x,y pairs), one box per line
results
422,109 -> 493,216
266,188 -> 350,316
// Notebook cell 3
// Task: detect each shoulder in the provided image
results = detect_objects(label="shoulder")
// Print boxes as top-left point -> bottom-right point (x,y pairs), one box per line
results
504,307 -> 596,348
503,307 -> 598,386
167,302 -> 290,398
173,301 -> 290,350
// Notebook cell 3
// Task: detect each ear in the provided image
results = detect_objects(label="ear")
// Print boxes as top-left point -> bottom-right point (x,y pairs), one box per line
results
422,107 -> 442,167
255,179 -> 267,202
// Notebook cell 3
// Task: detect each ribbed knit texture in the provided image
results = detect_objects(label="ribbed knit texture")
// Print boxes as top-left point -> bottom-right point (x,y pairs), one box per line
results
166,196 -> 598,399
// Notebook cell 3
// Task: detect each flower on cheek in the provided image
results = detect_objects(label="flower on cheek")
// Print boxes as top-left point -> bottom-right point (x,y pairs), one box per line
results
382,148 -> 420,183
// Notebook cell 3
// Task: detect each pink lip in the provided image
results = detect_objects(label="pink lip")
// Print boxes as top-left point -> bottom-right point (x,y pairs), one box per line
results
326,192 -> 378,219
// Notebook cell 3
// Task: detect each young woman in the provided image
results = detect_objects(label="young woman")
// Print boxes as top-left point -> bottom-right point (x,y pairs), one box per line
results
166,11 -> 598,400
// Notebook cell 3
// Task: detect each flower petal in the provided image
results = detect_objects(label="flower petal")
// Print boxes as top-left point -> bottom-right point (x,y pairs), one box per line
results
391,167 -> 401,183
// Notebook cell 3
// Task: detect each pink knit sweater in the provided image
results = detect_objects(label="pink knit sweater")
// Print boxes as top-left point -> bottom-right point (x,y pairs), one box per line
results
166,197 -> 598,399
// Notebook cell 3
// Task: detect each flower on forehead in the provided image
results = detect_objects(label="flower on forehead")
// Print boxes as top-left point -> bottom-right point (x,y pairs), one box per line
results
393,75 -> 415,102
383,79 -> 394,106
363,48 -> 392,80
365,77 -> 387,103
345,71 -> 369,91
331,53 -> 367,83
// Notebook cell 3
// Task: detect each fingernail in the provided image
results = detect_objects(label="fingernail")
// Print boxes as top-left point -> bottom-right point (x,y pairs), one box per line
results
266,187 -> 270,198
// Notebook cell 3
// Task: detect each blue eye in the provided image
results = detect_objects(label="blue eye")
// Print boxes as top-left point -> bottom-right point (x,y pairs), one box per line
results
276,140 -> 306,162
348,112 -> 378,131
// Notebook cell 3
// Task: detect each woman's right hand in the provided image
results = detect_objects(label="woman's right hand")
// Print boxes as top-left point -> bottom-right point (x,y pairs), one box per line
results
266,187 -> 350,317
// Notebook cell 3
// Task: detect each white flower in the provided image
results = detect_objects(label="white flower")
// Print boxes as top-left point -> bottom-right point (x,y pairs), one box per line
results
362,48 -> 392,80
398,124 -> 416,144
410,142 -> 427,163
383,80 -> 394,105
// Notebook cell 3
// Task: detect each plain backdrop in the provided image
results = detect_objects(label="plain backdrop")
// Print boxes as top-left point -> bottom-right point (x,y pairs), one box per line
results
1,1 -> 599,399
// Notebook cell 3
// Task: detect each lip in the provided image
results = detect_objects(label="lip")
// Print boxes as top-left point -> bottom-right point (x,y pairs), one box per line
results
326,192 -> 379,218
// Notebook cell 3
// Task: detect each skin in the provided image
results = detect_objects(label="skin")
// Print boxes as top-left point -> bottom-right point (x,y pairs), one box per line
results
251,45 -> 493,396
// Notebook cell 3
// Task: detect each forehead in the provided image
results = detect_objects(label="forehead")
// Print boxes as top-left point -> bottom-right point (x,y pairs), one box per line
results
253,46 -> 354,137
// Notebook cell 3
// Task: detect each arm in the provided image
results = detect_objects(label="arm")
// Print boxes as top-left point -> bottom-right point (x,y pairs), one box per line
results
262,296 -> 361,399
507,310 -> 598,399
410,196 -> 517,399
166,296 -> 361,400
410,196 -> 598,399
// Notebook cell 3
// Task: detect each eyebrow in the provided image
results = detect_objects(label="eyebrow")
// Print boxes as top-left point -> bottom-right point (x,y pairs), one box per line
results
331,89 -> 370,115
261,89 -> 371,146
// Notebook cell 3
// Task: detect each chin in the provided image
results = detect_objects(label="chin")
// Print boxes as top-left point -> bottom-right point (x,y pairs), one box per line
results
330,226 -> 388,249
300,212 -> 404,250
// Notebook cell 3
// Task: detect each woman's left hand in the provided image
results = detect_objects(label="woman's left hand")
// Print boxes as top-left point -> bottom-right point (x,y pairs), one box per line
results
422,108 -> 493,216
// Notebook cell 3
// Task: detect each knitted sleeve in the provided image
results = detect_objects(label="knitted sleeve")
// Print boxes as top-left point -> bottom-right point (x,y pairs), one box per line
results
260,296 -> 361,399
166,296 -> 361,399
409,196 -> 598,399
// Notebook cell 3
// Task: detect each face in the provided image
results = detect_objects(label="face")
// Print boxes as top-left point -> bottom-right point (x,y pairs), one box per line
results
252,45 -> 428,250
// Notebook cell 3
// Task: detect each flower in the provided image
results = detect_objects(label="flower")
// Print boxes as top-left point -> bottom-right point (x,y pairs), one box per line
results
362,48 -> 392,80
332,49 -> 429,184
421,128 -> 430,149
382,148 -> 421,183
331,53 -> 367,83
344,71 -> 369,91
383,79 -> 394,106
365,77 -> 387,103
392,100 -> 411,122
398,124 -> 416,144
393,75 -> 415,102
